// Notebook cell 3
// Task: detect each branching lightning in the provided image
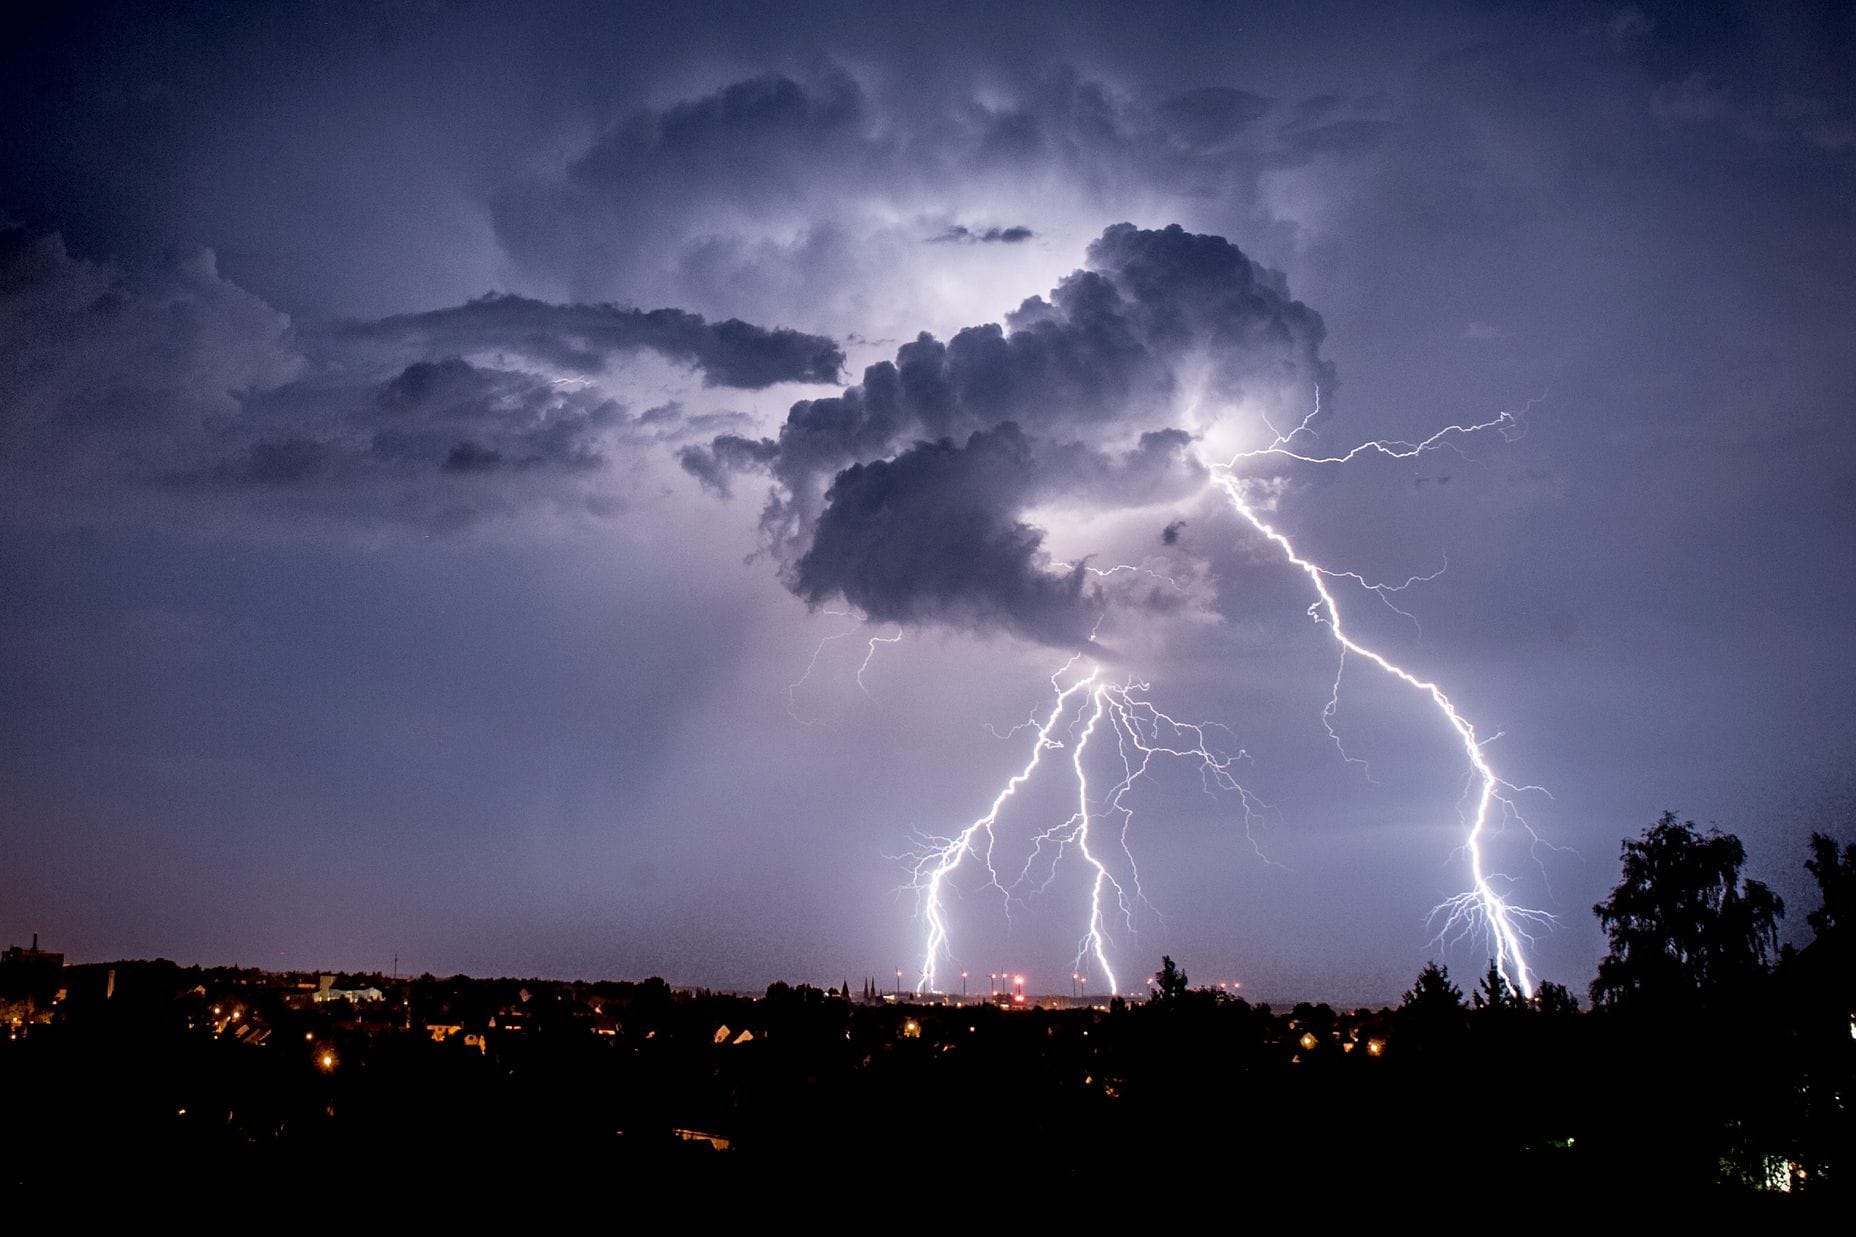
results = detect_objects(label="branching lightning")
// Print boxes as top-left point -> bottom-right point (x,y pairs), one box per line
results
903,398 -> 1552,1000
907,657 -> 1266,996
857,629 -> 902,697
1205,405 -> 1551,998
788,614 -> 902,721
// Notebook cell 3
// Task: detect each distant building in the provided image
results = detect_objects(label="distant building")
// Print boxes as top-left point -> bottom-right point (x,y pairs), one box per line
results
1,933 -> 63,978
1,934 -> 65,1029
1,934 -> 63,992
313,974 -> 384,1004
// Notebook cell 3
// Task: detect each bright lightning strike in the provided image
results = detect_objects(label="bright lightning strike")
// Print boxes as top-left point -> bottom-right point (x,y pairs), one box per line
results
906,400 -> 1552,1000
1206,409 -> 1551,998
907,660 -> 1265,996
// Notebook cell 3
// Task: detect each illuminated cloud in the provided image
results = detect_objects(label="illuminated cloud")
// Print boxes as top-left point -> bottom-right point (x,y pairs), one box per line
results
684,222 -> 1330,646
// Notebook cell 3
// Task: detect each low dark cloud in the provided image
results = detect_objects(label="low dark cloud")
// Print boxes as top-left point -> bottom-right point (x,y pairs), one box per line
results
789,422 -> 1206,646
331,293 -> 843,388
181,357 -> 630,526
793,425 -> 1098,647
363,359 -> 613,472
0,227 -> 842,532
1162,519 -> 1187,545
678,433 -> 779,497
686,222 -> 1330,647
930,224 -> 1037,244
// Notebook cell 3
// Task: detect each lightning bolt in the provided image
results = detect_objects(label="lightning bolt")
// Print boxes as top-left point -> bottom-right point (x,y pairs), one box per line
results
788,613 -> 902,720
906,400 -> 1551,1000
857,629 -> 902,697
908,661 -> 1264,996
1205,411 -> 1550,997
907,657 -> 1097,994
787,628 -> 856,724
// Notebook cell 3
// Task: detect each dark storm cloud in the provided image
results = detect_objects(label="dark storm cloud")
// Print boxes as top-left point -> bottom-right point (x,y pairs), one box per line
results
790,423 -> 1205,646
369,359 -> 611,472
211,358 -> 620,495
929,225 -> 1037,244
793,425 -> 1097,646
0,227 -> 841,531
1162,519 -> 1187,545
686,223 -> 1329,646
678,433 -> 780,497
332,294 -> 843,388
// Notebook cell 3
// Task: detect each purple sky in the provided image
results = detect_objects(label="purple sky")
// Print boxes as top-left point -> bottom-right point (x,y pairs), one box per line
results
2,0 -> 1851,1004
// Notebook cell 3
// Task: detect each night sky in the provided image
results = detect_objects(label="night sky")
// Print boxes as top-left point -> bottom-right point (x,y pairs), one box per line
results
3,0 -> 1852,1004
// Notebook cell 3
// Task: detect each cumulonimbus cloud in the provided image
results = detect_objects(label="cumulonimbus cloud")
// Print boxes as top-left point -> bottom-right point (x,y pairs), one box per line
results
682,222 -> 1334,648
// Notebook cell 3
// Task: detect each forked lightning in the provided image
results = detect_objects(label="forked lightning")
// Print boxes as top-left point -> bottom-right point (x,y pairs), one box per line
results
907,400 -> 1549,998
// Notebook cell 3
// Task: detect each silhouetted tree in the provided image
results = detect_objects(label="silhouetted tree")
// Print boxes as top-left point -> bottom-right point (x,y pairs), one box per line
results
1397,962 -> 1467,1050
1784,831 -> 1855,1191
1804,832 -> 1854,943
1590,812 -> 1783,1010
1151,956 -> 1189,1004
1290,1001 -> 1337,1035
1401,962 -> 1463,1013
1471,960 -> 1522,1016
1529,980 -> 1579,1018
